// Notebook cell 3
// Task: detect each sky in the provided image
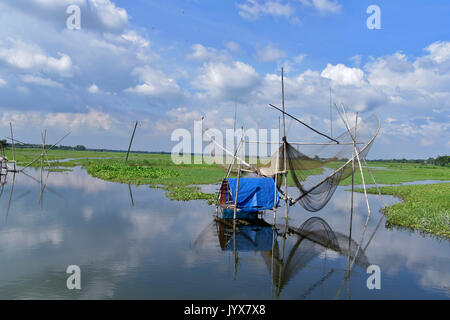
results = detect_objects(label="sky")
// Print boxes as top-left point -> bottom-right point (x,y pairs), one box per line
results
0,0 -> 449,159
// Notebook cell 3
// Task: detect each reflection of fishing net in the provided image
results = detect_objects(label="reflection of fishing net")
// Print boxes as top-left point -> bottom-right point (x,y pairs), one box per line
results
257,114 -> 380,212
261,217 -> 369,296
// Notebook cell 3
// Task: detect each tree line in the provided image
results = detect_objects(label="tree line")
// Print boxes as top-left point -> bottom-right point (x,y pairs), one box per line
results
369,156 -> 450,166
0,139 -> 448,166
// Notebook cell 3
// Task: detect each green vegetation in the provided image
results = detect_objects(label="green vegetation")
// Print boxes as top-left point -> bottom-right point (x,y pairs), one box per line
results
2,147 -> 124,167
163,186 -> 217,204
86,161 -> 181,184
361,183 -> 450,238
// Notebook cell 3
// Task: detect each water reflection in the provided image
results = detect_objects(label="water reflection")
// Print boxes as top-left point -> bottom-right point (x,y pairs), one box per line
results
194,215 -> 372,299
0,167 -> 448,299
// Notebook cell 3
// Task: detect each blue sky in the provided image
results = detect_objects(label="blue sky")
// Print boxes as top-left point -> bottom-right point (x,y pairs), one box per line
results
0,0 -> 449,159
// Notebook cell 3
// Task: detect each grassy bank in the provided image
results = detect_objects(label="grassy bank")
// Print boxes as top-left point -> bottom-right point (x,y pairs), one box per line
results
361,183 -> 450,238
81,158 -> 225,203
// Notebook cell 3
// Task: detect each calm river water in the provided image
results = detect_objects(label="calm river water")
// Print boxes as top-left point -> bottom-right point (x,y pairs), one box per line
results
0,167 -> 448,299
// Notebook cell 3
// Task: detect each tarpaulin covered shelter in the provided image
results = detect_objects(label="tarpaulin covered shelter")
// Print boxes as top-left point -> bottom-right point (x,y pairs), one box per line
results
219,177 -> 279,212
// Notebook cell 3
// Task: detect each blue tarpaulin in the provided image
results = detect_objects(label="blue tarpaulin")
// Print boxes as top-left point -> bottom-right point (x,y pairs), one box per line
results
227,177 -> 279,212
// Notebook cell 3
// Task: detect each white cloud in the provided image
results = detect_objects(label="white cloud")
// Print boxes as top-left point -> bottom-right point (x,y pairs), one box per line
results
293,53 -> 307,64
0,39 -> 72,76
300,0 -> 341,14
4,0 -> 128,33
349,54 -> 362,67
22,74 -> 63,88
29,0 -> 86,7
0,108 -> 115,131
225,41 -> 241,52
120,30 -> 150,48
310,0 -> 341,14
194,61 -> 260,99
186,44 -> 224,61
257,44 -> 286,62
321,63 -> 365,86
125,66 -> 184,100
424,41 -> 450,64
0,76 -> 6,86
88,84 -> 100,93
238,0 -> 294,20
89,0 -> 128,31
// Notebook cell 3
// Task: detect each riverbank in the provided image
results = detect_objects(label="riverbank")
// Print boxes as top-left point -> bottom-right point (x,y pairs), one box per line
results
360,183 -> 450,238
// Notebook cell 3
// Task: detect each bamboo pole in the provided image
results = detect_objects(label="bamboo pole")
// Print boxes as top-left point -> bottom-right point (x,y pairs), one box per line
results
125,121 -> 138,161
347,111 -> 358,299
280,69 -> 288,299
215,139 -> 241,212
333,104 -> 372,292
281,68 -> 286,139
281,69 -> 289,225
268,104 -> 339,144
5,172 -> 15,222
270,117 -> 281,299
233,128 -> 244,221
20,131 -> 71,172
246,141 -> 362,145
273,117 -> 280,216
128,184 -> 135,207
9,123 -> 16,172
234,97 -> 237,134
330,87 -> 333,138
42,129 -> 51,168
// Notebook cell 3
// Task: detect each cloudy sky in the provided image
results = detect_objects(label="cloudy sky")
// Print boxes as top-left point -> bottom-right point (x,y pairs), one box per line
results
0,0 -> 449,159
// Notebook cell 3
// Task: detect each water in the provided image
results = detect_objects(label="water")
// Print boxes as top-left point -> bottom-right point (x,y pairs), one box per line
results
0,167 -> 448,299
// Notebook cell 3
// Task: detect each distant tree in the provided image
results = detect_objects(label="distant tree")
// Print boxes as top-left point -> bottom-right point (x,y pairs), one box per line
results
74,145 -> 86,151
435,155 -> 450,167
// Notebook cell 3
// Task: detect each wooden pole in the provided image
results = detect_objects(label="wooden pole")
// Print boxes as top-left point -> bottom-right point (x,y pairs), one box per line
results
330,87 -> 333,138
273,117 -> 280,216
125,121 -> 138,161
233,128 -> 244,279
268,104 -> 339,144
9,123 -> 15,171
233,128 -> 244,220
281,69 -> 289,224
335,104 -> 372,272
42,129 -> 51,168
20,131 -> 71,172
281,68 -> 286,139
234,97 -> 237,134
5,172 -> 15,222
347,112 -> 358,299
128,184 -> 135,207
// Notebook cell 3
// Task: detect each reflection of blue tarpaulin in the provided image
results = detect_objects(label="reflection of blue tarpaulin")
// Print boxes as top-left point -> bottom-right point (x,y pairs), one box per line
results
220,209 -> 258,220
226,225 -> 275,251
227,177 -> 279,212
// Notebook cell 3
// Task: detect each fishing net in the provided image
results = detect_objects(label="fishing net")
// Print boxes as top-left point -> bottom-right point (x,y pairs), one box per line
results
256,113 -> 380,212
205,113 -> 380,212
